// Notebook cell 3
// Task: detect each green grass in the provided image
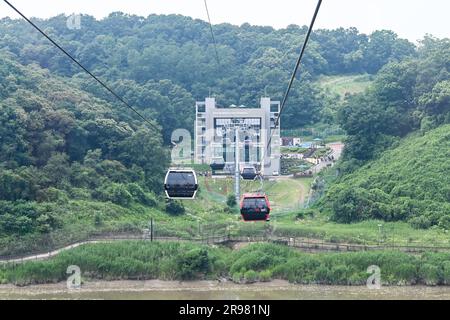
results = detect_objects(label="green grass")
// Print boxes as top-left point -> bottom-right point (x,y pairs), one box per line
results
4,169 -> 449,259
317,74 -> 374,98
323,135 -> 347,144
2,168 -> 449,259
191,176 -> 312,214
0,199 -> 171,257
281,124 -> 347,144
2,241 -> 450,286
320,124 -> 450,228
270,215 -> 450,246
0,176 -> 312,258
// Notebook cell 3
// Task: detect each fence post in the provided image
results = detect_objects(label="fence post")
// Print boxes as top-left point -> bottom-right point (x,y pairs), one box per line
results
150,218 -> 153,242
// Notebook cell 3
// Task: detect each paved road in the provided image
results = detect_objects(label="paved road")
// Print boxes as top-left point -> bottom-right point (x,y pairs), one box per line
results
310,142 -> 344,174
0,240 -> 115,265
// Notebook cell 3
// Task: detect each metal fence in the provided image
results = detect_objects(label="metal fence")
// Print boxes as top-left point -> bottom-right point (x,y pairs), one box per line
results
2,230 -> 450,265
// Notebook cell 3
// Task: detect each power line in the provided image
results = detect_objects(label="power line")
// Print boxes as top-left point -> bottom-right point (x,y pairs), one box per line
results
266,0 -> 322,150
203,0 -> 221,67
2,0 -> 160,132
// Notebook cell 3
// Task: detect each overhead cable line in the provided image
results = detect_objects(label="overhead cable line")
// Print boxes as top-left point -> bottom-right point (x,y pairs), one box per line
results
266,0 -> 322,149
203,0 -> 221,67
3,0 -> 160,131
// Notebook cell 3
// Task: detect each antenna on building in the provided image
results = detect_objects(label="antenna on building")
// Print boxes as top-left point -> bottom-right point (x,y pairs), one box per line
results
208,88 -> 212,98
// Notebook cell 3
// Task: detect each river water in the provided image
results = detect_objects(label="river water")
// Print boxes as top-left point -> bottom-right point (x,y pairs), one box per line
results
1,280 -> 450,300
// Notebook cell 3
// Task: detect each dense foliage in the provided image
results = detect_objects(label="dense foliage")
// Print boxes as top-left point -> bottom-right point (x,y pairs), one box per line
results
0,13 -> 447,247
338,37 -> 449,163
0,53 -> 171,241
0,14 -> 416,130
322,125 -> 450,228
2,242 -> 450,286
319,37 -> 449,228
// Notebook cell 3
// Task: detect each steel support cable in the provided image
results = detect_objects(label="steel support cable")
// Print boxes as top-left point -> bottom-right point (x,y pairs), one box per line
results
204,0 -> 221,67
3,0 -> 160,131
267,0 -> 322,150
260,0 -> 322,180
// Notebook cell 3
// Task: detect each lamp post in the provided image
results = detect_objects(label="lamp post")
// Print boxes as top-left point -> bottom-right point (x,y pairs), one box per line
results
234,126 -> 240,205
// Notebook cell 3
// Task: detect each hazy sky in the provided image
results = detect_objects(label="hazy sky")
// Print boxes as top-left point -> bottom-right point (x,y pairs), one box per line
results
0,0 -> 449,41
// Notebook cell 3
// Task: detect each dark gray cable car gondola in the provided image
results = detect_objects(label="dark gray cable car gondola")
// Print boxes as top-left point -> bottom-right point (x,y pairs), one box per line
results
241,166 -> 257,180
164,169 -> 198,199
210,157 -> 225,171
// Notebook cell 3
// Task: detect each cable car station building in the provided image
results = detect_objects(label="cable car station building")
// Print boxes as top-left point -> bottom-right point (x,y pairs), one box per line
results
194,97 -> 281,176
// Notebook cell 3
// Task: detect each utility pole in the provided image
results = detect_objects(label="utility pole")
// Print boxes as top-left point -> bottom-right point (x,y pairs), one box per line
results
150,218 -> 154,242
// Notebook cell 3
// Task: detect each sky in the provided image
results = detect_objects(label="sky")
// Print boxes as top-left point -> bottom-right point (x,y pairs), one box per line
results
0,0 -> 449,42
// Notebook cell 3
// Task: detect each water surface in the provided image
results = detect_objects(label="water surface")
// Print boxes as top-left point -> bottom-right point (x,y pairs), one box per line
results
1,280 -> 449,300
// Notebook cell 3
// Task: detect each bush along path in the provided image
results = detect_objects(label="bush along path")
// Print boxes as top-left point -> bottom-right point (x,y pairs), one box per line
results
2,232 -> 450,266
1,241 -> 450,287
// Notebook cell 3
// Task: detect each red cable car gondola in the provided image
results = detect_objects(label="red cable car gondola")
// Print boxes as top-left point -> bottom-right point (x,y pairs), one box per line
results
240,193 -> 271,222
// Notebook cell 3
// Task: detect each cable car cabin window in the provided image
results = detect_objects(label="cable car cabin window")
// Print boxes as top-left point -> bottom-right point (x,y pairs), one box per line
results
243,198 -> 267,209
165,171 -> 198,199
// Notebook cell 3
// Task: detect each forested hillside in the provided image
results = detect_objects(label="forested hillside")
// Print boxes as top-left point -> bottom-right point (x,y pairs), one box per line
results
0,13 -> 416,132
0,52 -> 168,197
322,124 -> 450,228
318,37 -> 450,229
0,13 -> 448,253
337,37 -> 449,165
0,52 -> 172,254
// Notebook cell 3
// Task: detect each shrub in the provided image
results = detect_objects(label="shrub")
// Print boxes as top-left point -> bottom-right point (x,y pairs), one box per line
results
0,201 -> 58,235
165,200 -> 185,216
127,183 -> 156,206
410,216 -> 433,229
420,264 -> 440,286
442,261 -> 450,285
393,263 -> 418,285
347,272 -> 366,286
329,264 -> 352,285
230,252 -> 278,274
175,248 -> 211,280
296,209 -> 318,220
438,215 -> 450,230
259,270 -> 272,282
37,188 -> 68,203
94,183 -> 133,207
68,188 -> 92,200
0,170 -> 36,201
232,272 -> 243,284
244,270 -> 258,283
223,206 -> 234,214
226,194 -> 237,208
94,213 -> 103,227
314,264 -> 332,284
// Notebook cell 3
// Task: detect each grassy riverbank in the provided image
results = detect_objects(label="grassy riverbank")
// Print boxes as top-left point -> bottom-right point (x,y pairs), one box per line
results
2,242 -> 450,287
